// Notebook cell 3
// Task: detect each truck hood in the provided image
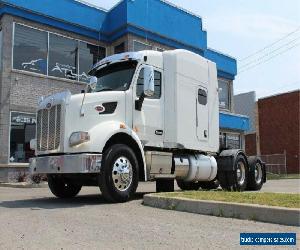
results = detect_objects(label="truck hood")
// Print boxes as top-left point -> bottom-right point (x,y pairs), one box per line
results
63,91 -> 126,152
35,90 -> 126,154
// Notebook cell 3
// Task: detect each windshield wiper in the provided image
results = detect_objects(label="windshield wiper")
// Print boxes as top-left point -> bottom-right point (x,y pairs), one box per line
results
96,87 -> 113,92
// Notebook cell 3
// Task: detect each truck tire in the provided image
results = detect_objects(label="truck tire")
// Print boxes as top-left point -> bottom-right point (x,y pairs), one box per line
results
218,154 -> 248,191
47,175 -> 82,198
247,159 -> 264,191
99,144 -> 139,203
176,180 -> 201,191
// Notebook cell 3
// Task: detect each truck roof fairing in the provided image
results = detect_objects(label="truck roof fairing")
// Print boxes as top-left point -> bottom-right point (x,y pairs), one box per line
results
88,52 -> 145,75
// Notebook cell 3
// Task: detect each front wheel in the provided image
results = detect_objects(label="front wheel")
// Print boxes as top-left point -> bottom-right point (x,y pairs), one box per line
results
99,144 -> 139,203
47,175 -> 82,198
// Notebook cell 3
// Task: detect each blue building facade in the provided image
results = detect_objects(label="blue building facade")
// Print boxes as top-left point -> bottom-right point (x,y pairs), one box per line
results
0,0 -> 249,166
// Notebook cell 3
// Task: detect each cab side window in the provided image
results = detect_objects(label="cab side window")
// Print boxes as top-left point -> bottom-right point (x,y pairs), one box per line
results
136,68 -> 161,99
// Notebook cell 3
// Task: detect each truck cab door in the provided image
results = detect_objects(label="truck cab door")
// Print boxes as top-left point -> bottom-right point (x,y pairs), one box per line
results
132,65 -> 164,147
196,86 -> 209,142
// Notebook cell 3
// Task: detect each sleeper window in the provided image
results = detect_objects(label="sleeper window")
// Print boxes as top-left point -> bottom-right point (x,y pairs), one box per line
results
198,89 -> 207,105
136,68 -> 161,99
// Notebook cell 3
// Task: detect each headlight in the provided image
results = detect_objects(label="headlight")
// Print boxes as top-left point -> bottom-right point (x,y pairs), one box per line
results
30,139 -> 37,150
69,132 -> 90,147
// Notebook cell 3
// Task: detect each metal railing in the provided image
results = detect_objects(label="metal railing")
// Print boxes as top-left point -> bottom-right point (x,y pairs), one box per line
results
257,152 -> 287,176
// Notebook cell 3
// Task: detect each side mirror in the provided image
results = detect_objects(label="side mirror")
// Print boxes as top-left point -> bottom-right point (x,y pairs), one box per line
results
143,65 -> 154,97
88,76 -> 97,91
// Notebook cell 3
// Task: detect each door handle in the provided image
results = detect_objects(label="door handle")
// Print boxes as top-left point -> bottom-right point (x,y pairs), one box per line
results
155,130 -> 163,136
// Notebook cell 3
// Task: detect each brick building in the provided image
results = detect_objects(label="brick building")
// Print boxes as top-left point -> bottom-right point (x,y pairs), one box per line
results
0,0 -> 249,181
235,90 -> 300,173
257,90 -> 300,174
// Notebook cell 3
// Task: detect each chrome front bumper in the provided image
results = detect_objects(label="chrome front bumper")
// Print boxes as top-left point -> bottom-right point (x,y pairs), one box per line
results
30,154 -> 102,174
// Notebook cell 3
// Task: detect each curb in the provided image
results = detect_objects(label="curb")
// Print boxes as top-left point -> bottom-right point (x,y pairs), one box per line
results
143,194 -> 300,226
0,182 -> 48,188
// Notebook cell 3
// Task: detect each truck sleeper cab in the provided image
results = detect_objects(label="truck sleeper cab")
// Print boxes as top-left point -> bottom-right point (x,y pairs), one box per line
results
30,50 -> 266,202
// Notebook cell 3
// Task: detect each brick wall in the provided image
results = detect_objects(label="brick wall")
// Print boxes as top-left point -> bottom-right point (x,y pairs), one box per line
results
258,90 -> 300,173
245,133 -> 257,156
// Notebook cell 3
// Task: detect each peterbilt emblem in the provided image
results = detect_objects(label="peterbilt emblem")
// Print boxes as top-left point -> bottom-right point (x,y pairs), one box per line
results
95,105 -> 105,113
46,102 -> 52,109
45,97 -> 54,109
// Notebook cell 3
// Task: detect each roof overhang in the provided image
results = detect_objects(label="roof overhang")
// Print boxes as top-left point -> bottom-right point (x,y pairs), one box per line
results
219,112 -> 250,132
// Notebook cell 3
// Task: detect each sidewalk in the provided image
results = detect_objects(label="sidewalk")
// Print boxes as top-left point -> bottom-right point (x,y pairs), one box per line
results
143,194 -> 300,226
0,182 -> 48,188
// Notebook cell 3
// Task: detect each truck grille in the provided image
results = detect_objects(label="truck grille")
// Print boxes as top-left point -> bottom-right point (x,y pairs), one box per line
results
37,105 -> 61,151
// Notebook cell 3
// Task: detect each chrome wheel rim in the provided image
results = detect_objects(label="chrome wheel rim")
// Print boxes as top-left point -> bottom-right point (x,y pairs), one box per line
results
254,162 -> 263,185
112,156 -> 133,191
236,161 -> 246,186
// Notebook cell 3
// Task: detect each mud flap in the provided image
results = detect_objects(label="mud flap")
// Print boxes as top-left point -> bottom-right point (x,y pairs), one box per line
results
216,149 -> 249,191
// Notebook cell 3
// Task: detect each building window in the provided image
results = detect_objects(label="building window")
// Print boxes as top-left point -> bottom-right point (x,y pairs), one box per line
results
219,132 -> 241,149
13,23 -> 106,82
133,41 -> 152,52
114,42 -> 125,54
136,68 -> 161,99
226,133 -> 241,149
13,24 -> 48,75
219,132 -> 226,149
0,28 -> 2,70
10,112 -> 36,163
49,34 -> 78,80
218,79 -> 231,110
79,42 -> 105,82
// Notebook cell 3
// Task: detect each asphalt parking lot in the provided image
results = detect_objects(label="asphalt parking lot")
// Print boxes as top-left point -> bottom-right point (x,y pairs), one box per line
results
0,180 -> 299,249
260,179 -> 300,193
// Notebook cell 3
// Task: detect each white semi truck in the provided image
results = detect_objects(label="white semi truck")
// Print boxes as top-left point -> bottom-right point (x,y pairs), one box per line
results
30,49 -> 266,202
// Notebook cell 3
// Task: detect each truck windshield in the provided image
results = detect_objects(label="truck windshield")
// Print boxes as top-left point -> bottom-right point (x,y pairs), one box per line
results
91,61 -> 137,92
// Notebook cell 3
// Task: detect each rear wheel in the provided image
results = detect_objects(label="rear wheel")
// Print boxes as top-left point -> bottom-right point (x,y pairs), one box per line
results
247,160 -> 264,190
99,144 -> 139,203
176,180 -> 201,191
218,154 -> 248,191
47,175 -> 82,198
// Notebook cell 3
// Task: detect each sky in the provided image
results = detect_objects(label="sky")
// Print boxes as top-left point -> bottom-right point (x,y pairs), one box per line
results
85,0 -> 300,99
